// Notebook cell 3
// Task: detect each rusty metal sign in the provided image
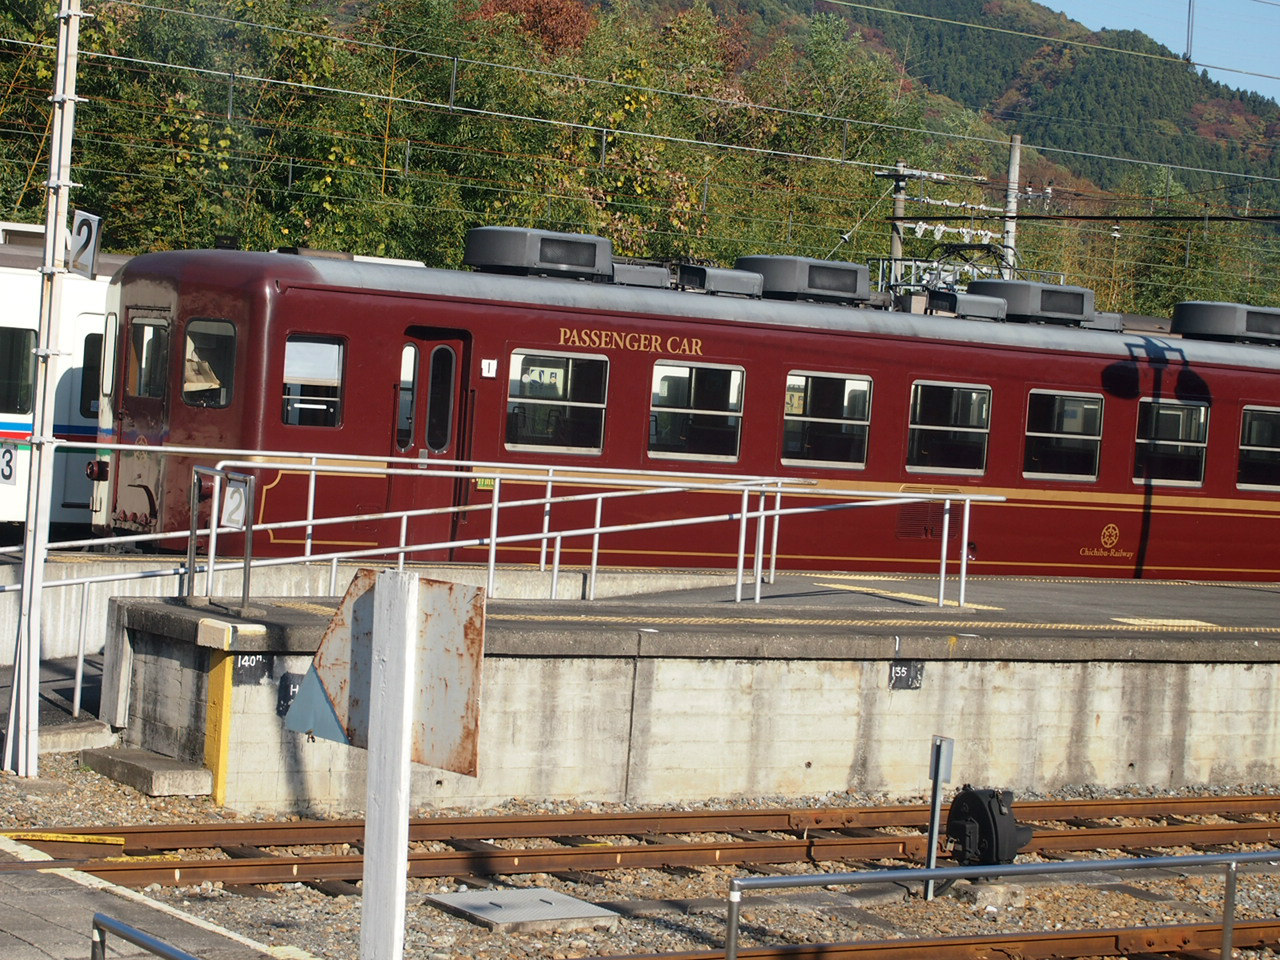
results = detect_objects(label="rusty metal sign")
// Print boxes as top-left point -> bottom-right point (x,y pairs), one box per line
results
284,568 -> 485,776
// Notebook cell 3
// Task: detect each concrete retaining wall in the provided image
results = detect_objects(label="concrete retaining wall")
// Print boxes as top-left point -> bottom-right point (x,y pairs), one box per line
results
101,598 -> 1280,815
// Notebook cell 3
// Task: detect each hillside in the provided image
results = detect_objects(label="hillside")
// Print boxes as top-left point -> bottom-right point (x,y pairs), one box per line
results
819,0 -> 1280,211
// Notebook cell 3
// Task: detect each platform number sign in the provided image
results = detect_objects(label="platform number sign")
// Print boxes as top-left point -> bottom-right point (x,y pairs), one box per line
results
889,659 -> 924,690
0,443 -> 16,485
221,476 -> 249,530
68,210 -> 102,279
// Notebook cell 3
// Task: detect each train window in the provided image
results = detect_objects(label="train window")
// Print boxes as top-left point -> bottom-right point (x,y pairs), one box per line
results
1023,391 -> 1103,480
126,320 -> 169,399
282,335 -> 344,427
425,345 -> 456,453
0,329 -> 35,413
182,319 -> 235,409
396,345 -> 418,450
1237,406 -> 1280,489
906,381 -> 991,474
782,372 -> 871,468
649,361 -> 744,461
79,333 -> 102,418
505,350 -> 607,453
1133,399 -> 1208,485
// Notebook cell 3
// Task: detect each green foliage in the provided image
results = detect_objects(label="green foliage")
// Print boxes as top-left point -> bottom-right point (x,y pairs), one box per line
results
1,0 -> 1278,309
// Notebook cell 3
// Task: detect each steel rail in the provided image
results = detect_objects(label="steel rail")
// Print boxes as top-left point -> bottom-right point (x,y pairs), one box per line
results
63,818 -> 1280,888
33,794 -> 1280,853
598,919 -> 1280,960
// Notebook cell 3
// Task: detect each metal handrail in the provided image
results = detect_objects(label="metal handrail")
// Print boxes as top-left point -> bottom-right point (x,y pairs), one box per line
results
90,913 -> 203,960
722,849 -> 1280,960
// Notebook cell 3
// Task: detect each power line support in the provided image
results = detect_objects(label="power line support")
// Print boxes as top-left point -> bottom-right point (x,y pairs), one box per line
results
5,0 -> 83,777
1002,135 -> 1021,280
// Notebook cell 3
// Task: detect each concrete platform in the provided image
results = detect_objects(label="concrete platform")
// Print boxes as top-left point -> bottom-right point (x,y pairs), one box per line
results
0,837 -> 294,960
91,570 -> 1280,813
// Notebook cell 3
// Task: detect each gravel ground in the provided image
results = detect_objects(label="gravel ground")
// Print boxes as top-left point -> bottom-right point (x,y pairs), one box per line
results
3,755 -> 1280,960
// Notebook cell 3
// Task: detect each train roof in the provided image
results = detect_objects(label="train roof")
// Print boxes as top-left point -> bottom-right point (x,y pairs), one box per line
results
114,245 -> 1280,377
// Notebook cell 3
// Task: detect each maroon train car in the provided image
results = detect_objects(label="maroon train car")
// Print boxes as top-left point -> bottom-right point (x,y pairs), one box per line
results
91,226 -> 1280,579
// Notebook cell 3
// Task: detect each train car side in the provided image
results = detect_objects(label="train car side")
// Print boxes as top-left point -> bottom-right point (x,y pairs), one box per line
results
94,241 -> 1280,578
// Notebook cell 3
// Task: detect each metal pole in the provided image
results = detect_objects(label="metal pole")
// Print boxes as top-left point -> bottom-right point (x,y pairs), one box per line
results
937,499 -> 952,607
753,492 -> 766,604
1221,860 -> 1237,959
925,735 -> 953,900
890,160 -> 905,289
5,0 -> 83,777
724,882 -> 743,960
1002,135 -> 1021,279
240,474 -> 255,610
588,496 -> 602,601
734,489 -> 749,603
958,500 -> 972,608
486,477 -> 501,598
73,580 -> 89,717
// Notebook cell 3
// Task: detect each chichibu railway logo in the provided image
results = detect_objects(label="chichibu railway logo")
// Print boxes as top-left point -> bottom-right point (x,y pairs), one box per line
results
1082,522 -> 1133,559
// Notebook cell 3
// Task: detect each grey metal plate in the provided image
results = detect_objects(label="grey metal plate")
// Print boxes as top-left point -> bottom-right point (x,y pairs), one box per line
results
424,888 -> 620,932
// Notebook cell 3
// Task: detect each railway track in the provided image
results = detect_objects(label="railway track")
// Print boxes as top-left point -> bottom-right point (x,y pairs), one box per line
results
8,794 -> 1280,889
602,920 -> 1280,960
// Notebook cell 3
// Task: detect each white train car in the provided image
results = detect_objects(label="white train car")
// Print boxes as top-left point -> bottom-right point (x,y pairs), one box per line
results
0,222 -> 127,542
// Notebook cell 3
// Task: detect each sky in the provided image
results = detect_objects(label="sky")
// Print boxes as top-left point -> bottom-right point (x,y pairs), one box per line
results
1048,0 -> 1280,104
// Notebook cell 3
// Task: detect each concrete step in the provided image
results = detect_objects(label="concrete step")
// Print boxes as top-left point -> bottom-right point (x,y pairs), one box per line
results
40,719 -> 117,754
80,747 -> 212,797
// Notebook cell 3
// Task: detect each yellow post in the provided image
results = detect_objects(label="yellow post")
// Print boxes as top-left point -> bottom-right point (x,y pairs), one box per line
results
204,650 -> 233,807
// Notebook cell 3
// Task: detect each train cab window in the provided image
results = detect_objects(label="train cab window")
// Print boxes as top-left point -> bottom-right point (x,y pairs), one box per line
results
649,361 -> 744,461
0,328 -> 35,413
79,333 -> 102,418
1133,399 -> 1208,485
126,320 -> 169,399
282,335 -> 344,427
1023,391 -> 1103,480
782,372 -> 871,468
182,319 -> 235,409
1237,406 -> 1280,488
906,381 -> 991,474
505,350 -> 607,453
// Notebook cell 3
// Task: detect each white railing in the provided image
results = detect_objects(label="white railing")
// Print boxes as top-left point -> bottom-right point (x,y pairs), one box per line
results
723,848 -> 1279,960
2,440 -> 1004,714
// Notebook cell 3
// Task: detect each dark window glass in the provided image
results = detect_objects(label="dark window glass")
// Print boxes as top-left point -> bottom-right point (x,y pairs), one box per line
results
126,321 -> 169,399
425,346 -> 456,453
182,319 -> 235,408
505,351 -> 607,452
1238,407 -> 1280,488
906,382 -> 990,473
1133,400 -> 1207,484
782,372 -> 871,467
649,362 -> 743,460
282,335 -> 344,427
79,333 -> 102,418
0,329 -> 35,414
1023,392 -> 1102,479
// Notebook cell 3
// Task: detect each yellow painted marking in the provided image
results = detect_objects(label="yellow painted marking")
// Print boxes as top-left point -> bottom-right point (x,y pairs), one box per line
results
491,613 -> 1274,633
2,832 -> 125,845
813,581 -> 1003,610
1113,617 -> 1217,628
204,650 -> 233,808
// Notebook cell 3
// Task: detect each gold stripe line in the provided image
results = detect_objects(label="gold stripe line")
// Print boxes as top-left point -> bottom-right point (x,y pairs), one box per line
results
491,614 -> 1277,633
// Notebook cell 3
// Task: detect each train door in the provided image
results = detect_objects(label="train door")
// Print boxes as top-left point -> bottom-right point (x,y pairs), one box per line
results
386,331 -> 469,556
106,309 -> 171,533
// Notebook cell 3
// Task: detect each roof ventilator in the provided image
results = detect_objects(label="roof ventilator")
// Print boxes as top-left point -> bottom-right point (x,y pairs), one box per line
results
676,264 -> 763,298
613,261 -> 672,289
733,255 -> 871,305
926,289 -> 1007,321
463,226 -> 613,281
965,279 -> 1096,326
1171,301 -> 1280,345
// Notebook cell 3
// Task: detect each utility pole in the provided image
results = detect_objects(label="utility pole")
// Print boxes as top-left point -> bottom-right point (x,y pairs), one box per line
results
875,161 -> 989,295
1002,135 -> 1021,280
4,0 -> 83,777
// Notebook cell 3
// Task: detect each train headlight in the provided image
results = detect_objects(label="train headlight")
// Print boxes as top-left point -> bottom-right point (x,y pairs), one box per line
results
85,460 -> 109,483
